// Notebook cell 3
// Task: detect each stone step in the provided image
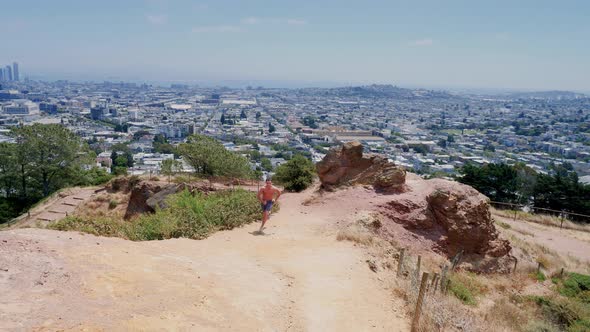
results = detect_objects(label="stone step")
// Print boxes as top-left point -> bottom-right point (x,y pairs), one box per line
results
36,211 -> 66,222
48,204 -> 77,214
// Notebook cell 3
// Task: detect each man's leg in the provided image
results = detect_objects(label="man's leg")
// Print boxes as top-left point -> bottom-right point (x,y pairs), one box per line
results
260,211 -> 269,231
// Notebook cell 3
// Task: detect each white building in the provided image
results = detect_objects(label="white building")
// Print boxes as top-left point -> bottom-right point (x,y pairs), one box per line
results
3,99 -> 40,115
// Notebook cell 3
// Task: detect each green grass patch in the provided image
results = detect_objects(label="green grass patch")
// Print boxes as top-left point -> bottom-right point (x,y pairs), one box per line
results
448,272 -> 488,306
531,271 -> 547,282
528,295 -> 590,331
557,273 -> 590,303
48,189 -> 264,241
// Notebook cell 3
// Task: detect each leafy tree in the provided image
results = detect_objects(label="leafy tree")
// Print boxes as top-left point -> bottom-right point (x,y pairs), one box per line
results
269,122 -> 276,133
249,150 -> 261,162
240,109 -> 247,119
459,163 -> 518,203
161,159 -> 183,183
220,113 -> 226,125
302,116 -> 319,129
178,135 -> 252,178
11,124 -> 85,197
273,155 -> 315,192
114,123 -> 128,133
256,111 -> 261,120
261,158 -> 273,172
0,142 -> 18,198
533,165 -> 590,216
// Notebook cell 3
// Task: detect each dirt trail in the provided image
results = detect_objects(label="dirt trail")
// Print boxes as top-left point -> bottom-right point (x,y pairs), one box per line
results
494,214 -> 590,262
0,187 -> 408,331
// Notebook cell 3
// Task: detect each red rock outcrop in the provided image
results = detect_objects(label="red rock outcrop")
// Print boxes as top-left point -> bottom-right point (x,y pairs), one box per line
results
379,177 -> 513,272
318,142 -> 513,272
316,141 -> 406,192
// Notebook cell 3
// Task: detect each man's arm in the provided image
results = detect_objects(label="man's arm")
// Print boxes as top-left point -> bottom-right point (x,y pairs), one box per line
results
273,187 -> 282,202
257,189 -> 264,203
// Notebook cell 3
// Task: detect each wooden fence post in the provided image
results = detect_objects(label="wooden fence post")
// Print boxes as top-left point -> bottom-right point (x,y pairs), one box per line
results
451,250 -> 463,271
430,273 -> 439,292
397,248 -> 406,277
560,211 -> 565,229
513,258 -> 518,274
440,265 -> 449,294
411,272 -> 430,332
416,255 -> 422,278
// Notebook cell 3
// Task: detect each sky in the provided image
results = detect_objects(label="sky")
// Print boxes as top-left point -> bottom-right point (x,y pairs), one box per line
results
1,0 -> 589,91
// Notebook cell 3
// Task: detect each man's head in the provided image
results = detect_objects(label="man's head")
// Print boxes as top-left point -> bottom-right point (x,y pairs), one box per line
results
265,178 -> 272,187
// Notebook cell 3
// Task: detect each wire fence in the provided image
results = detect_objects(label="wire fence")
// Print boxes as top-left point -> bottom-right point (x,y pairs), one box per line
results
489,200 -> 590,226
398,249 -> 480,332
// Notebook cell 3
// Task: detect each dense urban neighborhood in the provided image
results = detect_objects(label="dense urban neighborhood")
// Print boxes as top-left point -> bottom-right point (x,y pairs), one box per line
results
2,76 -> 589,183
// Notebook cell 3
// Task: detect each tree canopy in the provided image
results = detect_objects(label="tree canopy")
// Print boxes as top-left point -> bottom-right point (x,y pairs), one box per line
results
273,155 -> 315,192
0,124 -> 112,223
458,162 -> 590,220
178,135 -> 252,178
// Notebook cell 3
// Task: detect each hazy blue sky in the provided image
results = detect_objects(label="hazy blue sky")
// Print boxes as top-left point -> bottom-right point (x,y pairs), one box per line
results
2,0 -> 589,90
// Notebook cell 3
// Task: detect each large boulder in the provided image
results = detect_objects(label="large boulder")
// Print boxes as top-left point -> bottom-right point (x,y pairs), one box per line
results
380,177 -> 513,272
124,181 -> 167,219
316,142 -> 406,192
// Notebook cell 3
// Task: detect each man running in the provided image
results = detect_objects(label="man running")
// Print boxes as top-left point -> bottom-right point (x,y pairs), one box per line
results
257,178 -> 281,233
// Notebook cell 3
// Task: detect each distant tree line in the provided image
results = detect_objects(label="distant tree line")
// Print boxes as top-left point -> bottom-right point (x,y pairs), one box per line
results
458,162 -> 590,220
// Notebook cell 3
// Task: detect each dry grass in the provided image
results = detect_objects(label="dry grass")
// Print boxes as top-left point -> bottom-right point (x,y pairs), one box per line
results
492,208 -> 590,233
505,232 -> 590,275
75,192 -> 129,220
512,227 -> 535,237
336,224 -> 374,245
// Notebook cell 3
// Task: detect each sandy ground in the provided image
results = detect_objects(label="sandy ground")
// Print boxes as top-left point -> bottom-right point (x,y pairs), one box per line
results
494,213 -> 590,262
0,186 -> 409,331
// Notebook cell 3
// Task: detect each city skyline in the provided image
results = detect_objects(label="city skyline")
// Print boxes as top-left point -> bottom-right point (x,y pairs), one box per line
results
2,0 -> 590,91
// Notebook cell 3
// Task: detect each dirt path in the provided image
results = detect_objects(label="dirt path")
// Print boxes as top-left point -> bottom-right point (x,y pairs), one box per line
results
494,214 -> 590,262
0,188 -> 408,331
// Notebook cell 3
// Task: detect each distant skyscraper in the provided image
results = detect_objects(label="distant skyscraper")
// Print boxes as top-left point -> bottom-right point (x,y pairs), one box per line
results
0,68 -> 4,82
5,66 -> 12,81
12,62 -> 19,81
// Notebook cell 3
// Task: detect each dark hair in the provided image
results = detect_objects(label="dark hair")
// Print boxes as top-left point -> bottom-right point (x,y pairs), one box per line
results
265,177 -> 272,182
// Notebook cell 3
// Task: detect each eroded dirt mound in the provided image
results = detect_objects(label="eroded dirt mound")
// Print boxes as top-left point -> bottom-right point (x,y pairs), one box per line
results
316,141 -> 406,192
379,177 -> 513,273
124,181 -> 168,219
125,180 -> 218,219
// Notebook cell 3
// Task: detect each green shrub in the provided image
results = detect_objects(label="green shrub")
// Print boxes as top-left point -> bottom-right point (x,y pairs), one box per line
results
108,200 -> 118,210
448,272 -> 487,306
48,189 -> 263,241
449,279 -> 476,305
49,216 -> 129,238
533,271 -> 547,282
557,273 -> 590,304
529,295 -> 590,330
273,154 -> 315,192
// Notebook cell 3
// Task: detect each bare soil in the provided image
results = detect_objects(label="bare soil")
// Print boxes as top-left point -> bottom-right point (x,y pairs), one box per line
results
494,213 -> 590,263
0,186 -> 409,331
